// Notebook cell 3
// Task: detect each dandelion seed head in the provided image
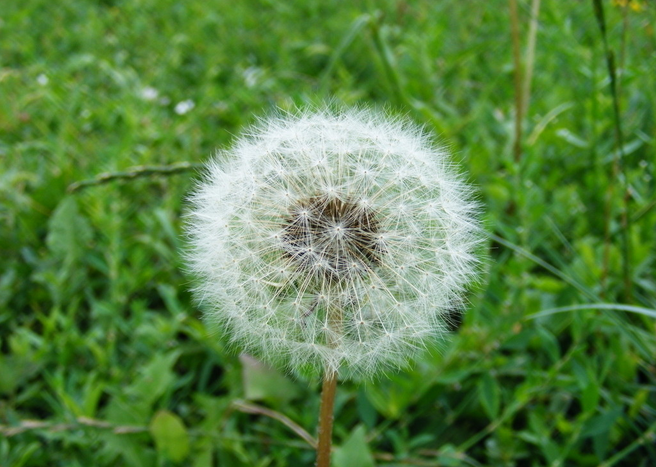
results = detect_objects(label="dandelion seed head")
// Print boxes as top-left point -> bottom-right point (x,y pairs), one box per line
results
185,107 -> 481,380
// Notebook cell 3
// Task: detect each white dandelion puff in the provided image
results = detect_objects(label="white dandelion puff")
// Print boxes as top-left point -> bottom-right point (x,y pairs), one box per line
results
185,107 -> 482,380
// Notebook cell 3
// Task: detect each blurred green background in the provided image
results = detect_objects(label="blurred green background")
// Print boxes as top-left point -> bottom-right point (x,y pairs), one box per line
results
1,0 -> 655,465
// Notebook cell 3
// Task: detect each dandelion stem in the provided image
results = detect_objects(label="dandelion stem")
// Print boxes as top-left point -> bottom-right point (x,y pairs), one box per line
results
316,370 -> 338,467
317,302 -> 342,467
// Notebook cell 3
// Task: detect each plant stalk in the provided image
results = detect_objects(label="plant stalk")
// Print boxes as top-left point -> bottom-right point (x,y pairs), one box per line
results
522,0 -> 541,118
316,370 -> 338,467
509,0 -> 523,164
591,0 -> 632,301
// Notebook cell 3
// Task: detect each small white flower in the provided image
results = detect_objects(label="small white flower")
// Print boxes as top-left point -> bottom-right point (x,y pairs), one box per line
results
185,107 -> 481,380
175,99 -> 195,115
37,74 -> 49,86
140,86 -> 159,101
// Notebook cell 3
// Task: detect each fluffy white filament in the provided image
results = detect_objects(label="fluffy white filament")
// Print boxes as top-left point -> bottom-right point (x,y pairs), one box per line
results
186,107 -> 481,380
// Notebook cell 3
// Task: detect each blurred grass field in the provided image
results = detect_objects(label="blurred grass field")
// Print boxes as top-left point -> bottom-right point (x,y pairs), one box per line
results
1,0 -> 655,465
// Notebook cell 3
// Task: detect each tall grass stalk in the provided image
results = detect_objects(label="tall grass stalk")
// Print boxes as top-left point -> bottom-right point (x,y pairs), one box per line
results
591,0 -> 632,301
509,0 -> 523,164
521,0 -> 541,117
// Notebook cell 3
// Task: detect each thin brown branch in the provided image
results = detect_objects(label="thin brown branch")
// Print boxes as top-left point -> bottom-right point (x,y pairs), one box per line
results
232,399 -> 317,448
67,161 -> 202,193
0,417 -> 148,437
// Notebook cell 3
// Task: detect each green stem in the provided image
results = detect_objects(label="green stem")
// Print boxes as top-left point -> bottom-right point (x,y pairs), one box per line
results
509,0 -> 523,164
591,0 -> 632,301
521,0 -> 541,118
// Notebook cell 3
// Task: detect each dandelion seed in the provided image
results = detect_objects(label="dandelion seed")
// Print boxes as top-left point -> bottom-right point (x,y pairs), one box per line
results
185,106 -> 481,380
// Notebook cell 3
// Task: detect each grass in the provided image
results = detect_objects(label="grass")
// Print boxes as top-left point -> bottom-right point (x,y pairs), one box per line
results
1,0 -> 655,465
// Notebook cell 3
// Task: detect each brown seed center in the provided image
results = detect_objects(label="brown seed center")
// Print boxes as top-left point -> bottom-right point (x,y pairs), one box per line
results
281,194 -> 384,281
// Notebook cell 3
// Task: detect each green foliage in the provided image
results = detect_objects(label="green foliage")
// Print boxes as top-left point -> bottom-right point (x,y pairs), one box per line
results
333,425 -> 374,467
1,0 -> 655,466
150,410 -> 190,462
240,355 -> 301,406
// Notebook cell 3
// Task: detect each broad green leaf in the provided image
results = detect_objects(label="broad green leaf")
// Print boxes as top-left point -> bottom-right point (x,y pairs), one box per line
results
333,425 -> 374,467
240,354 -> 300,404
149,409 -> 189,462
